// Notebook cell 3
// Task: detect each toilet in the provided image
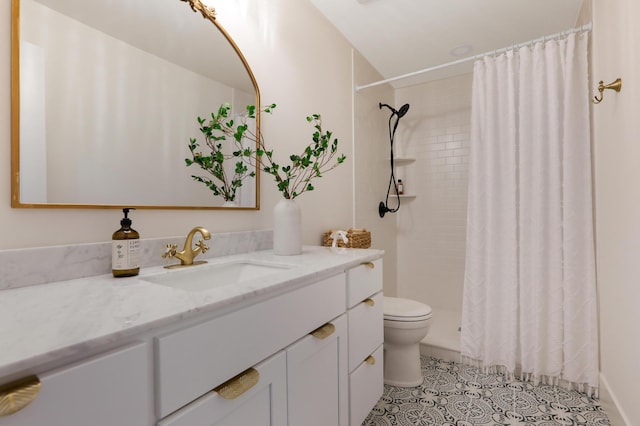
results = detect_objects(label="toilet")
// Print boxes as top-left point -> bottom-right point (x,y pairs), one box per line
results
383,296 -> 433,387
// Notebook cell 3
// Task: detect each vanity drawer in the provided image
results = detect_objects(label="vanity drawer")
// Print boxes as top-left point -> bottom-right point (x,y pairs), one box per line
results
349,344 -> 383,426
155,273 -> 346,418
348,291 -> 383,371
0,342 -> 153,426
346,258 -> 383,308
158,351 -> 287,426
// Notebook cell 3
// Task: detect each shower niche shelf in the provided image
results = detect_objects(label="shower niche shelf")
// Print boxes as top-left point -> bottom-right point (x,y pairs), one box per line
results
394,157 -> 416,200
391,157 -> 416,165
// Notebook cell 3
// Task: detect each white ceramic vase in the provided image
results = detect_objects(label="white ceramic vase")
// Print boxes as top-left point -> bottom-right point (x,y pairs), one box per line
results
273,198 -> 302,255
222,200 -> 239,208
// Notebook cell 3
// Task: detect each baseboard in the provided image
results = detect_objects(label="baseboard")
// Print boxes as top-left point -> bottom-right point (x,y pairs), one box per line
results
599,373 -> 631,426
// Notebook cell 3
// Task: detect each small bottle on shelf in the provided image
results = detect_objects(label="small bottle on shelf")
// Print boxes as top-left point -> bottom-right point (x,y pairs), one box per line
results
397,179 -> 404,195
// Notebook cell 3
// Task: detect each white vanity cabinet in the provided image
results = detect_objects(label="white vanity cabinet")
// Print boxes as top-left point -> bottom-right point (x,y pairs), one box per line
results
346,259 -> 384,426
0,250 -> 385,426
0,342 -> 154,426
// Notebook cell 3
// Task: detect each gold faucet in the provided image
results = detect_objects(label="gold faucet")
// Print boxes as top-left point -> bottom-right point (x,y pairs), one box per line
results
163,227 -> 211,269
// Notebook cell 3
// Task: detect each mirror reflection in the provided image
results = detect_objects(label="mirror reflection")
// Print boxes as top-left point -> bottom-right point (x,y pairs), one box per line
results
12,0 -> 260,209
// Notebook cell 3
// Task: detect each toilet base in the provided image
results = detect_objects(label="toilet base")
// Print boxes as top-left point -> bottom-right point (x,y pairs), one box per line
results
383,342 -> 423,387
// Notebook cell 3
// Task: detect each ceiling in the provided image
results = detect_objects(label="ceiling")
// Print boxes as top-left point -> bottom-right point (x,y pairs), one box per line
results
308,0 -> 585,89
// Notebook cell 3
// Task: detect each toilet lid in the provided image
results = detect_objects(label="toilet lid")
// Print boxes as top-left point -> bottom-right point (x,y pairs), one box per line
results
383,296 -> 432,321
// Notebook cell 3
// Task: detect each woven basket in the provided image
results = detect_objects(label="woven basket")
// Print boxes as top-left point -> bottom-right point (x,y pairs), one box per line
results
323,228 -> 371,249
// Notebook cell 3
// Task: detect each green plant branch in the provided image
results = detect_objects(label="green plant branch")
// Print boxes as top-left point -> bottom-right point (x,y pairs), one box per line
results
254,111 -> 346,199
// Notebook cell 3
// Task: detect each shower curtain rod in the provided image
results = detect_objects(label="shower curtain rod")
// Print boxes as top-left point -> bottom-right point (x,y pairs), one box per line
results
355,23 -> 592,92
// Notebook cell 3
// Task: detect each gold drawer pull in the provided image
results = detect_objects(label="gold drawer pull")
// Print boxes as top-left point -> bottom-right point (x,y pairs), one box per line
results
0,376 -> 41,417
361,262 -> 375,269
214,368 -> 259,400
310,323 -> 335,339
363,298 -> 375,307
365,355 -> 376,365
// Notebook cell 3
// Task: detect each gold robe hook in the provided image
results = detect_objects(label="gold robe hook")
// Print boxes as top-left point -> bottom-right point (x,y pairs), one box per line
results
593,78 -> 622,104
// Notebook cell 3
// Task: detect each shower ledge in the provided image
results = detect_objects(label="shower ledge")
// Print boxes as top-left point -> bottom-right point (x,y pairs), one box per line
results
420,307 -> 461,362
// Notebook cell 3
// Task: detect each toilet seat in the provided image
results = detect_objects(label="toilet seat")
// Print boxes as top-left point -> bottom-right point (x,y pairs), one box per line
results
383,296 -> 432,322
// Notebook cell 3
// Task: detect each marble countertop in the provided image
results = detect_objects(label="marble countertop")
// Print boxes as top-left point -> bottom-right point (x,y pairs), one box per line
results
0,246 -> 383,379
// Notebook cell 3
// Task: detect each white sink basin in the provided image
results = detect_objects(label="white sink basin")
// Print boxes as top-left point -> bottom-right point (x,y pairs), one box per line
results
142,260 -> 292,292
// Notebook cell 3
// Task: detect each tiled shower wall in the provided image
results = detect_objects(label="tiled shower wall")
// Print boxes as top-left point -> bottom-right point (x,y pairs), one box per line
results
394,73 -> 473,311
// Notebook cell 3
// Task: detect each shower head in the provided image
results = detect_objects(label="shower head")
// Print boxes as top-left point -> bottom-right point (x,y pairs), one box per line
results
397,103 -> 410,118
379,102 -> 410,118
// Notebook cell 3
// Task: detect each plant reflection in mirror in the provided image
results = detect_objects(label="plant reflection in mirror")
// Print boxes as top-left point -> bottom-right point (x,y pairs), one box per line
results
185,103 -> 258,202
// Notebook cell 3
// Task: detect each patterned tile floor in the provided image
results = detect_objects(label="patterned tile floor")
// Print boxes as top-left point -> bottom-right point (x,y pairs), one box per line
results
363,356 -> 610,426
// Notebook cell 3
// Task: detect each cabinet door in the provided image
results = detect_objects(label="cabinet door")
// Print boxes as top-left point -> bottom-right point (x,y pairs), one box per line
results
158,351 -> 287,426
286,314 -> 348,426
0,342 -> 153,426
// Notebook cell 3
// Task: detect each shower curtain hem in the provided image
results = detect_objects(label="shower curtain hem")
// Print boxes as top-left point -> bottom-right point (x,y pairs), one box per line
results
460,355 -> 599,399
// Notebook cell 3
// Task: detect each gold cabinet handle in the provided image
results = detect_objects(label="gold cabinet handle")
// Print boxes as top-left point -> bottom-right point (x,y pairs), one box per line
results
0,376 -> 41,417
361,262 -> 375,269
214,368 -> 259,400
310,323 -> 335,340
363,298 -> 375,307
365,355 -> 376,366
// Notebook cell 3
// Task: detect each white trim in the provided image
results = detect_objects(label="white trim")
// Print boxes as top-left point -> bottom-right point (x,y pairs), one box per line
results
599,372 -> 631,425
351,48 -> 357,228
355,23 -> 593,92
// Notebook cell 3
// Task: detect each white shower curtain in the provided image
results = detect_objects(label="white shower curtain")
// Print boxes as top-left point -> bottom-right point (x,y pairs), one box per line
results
461,32 -> 599,396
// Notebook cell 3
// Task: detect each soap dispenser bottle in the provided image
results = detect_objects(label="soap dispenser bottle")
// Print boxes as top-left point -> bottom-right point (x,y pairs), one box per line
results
112,208 -> 140,277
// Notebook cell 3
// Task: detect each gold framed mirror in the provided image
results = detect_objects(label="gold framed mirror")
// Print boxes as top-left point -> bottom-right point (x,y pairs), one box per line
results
11,0 -> 261,209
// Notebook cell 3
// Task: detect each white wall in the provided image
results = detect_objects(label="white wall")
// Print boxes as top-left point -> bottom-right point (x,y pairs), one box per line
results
394,74 -> 472,310
0,0 -> 355,249
592,0 -> 640,424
